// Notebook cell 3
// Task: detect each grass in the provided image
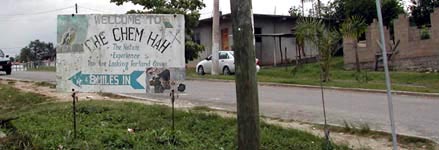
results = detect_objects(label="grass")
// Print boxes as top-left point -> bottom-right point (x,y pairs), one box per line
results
33,81 -> 56,89
191,106 -> 213,112
187,57 -> 439,93
315,121 -> 436,150
27,66 -> 56,72
341,121 -> 371,135
0,83 -> 349,150
98,92 -> 130,99
0,83 -> 52,116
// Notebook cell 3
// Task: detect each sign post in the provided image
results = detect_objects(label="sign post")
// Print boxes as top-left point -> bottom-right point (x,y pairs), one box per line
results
170,89 -> 176,144
71,89 -> 78,139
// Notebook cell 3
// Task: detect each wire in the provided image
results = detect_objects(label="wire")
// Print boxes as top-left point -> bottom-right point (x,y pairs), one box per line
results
0,6 -> 75,18
78,6 -> 113,13
0,47 -> 23,49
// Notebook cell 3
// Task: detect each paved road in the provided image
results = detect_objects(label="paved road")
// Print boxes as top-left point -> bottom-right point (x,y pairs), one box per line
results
1,71 -> 439,143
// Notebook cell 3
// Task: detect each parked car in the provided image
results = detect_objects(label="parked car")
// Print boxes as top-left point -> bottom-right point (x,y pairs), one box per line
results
196,51 -> 260,75
0,49 -> 12,75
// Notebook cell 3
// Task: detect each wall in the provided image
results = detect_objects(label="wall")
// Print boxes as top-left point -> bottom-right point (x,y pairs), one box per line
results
343,9 -> 439,71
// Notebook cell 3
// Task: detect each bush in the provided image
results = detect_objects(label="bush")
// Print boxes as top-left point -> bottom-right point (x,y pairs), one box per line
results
420,26 -> 430,40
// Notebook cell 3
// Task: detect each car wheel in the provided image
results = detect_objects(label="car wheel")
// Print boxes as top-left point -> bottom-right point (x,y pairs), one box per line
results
5,67 -> 11,75
197,66 -> 205,75
223,66 -> 231,75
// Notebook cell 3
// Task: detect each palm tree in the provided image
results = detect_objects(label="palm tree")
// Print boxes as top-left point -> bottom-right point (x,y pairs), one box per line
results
296,18 -> 340,150
340,16 -> 367,73
295,18 -> 341,82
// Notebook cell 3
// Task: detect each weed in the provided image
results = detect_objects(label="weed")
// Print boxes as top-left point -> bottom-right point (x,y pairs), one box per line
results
359,123 -> 370,135
98,92 -> 129,99
191,106 -> 212,111
342,120 -> 352,132
314,122 -> 436,150
7,81 -> 15,85
34,82 -> 55,89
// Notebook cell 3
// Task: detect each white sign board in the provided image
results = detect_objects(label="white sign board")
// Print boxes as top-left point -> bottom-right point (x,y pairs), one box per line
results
56,14 -> 185,93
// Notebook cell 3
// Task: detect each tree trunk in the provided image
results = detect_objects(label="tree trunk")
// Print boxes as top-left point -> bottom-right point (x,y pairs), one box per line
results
354,40 -> 361,73
230,0 -> 260,149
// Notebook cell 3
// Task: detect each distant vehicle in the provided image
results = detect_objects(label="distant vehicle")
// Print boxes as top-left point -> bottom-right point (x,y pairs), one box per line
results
0,49 -> 12,75
196,51 -> 260,75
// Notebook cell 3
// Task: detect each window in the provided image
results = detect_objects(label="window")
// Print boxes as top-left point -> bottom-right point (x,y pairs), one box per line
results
193,33 -> 201,44
219,52 -> 228,59
255,27 -> 262,43
0,50 -> 4,58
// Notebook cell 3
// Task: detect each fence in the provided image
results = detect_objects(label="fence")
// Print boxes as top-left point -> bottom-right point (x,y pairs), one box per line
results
12,61 -> 56,71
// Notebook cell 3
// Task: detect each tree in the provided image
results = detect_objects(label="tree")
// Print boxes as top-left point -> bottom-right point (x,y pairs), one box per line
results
329,0 -> 404,27
409,0 -> 439,27
19,40 -> 55,62
110,0 -> 206,63
19,47 -> 32,62
340,16 -> 367,73
295,18 -> 341,82
288,6 -> 302,17
289,0 -> 314,17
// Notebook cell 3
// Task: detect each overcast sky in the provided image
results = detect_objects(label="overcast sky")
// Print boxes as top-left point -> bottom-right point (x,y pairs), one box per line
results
0,0 -> 407,56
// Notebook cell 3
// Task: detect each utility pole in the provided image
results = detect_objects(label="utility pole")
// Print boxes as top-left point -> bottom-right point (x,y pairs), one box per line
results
75,3 -> 78,14
211,0 -> 220,75
230,0 -> 260,149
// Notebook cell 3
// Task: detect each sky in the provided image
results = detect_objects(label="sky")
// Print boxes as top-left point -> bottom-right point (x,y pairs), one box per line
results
0,0 -> 407,56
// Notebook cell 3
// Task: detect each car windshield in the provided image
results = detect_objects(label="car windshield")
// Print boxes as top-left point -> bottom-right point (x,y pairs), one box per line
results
0,50 -> 4,58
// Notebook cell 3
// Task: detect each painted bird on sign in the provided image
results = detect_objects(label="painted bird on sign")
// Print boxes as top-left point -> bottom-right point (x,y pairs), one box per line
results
60,27 -> 76,46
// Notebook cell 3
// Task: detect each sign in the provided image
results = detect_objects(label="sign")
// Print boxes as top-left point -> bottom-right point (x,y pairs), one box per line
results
56,14 -> 185,93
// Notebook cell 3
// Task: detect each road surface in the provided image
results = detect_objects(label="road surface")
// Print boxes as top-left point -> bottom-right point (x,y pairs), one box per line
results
1,71 -> 438,143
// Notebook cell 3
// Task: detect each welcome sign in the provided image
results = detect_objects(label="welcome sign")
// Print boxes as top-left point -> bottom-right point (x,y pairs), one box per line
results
56,14 -> 185,93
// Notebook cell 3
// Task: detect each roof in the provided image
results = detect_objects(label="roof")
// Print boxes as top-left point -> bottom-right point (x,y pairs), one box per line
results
254,33 -> 295,38
198,13 -> 298,24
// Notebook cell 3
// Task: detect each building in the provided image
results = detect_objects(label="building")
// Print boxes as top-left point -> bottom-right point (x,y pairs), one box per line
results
343,11 -> 439,71
189,13 -> 318,67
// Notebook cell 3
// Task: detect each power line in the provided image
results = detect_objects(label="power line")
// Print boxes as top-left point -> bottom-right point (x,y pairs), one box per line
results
0,47 -> 24,49
78,5 -> 113,13
0,6 -> 75,18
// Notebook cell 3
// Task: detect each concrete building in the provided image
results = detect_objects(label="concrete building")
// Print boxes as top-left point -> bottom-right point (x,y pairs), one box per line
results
189,13 -> 318,67
343,9 -> 439,71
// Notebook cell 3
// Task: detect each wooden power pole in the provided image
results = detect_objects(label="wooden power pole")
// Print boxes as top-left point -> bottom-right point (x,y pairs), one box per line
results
230,0 -> 260,149
211,0 -> 220,75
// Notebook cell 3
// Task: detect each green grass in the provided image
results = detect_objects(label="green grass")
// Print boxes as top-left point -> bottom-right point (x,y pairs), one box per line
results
0,83 -> 349,150
315,121 -> 436,150
187,57 -> 439,93
0,83 -> 52,116
27,66 -> 56,72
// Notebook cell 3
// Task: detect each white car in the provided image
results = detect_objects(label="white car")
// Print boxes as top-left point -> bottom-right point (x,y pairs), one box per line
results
0,49 -> 12,75
196,51 -> 260,75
